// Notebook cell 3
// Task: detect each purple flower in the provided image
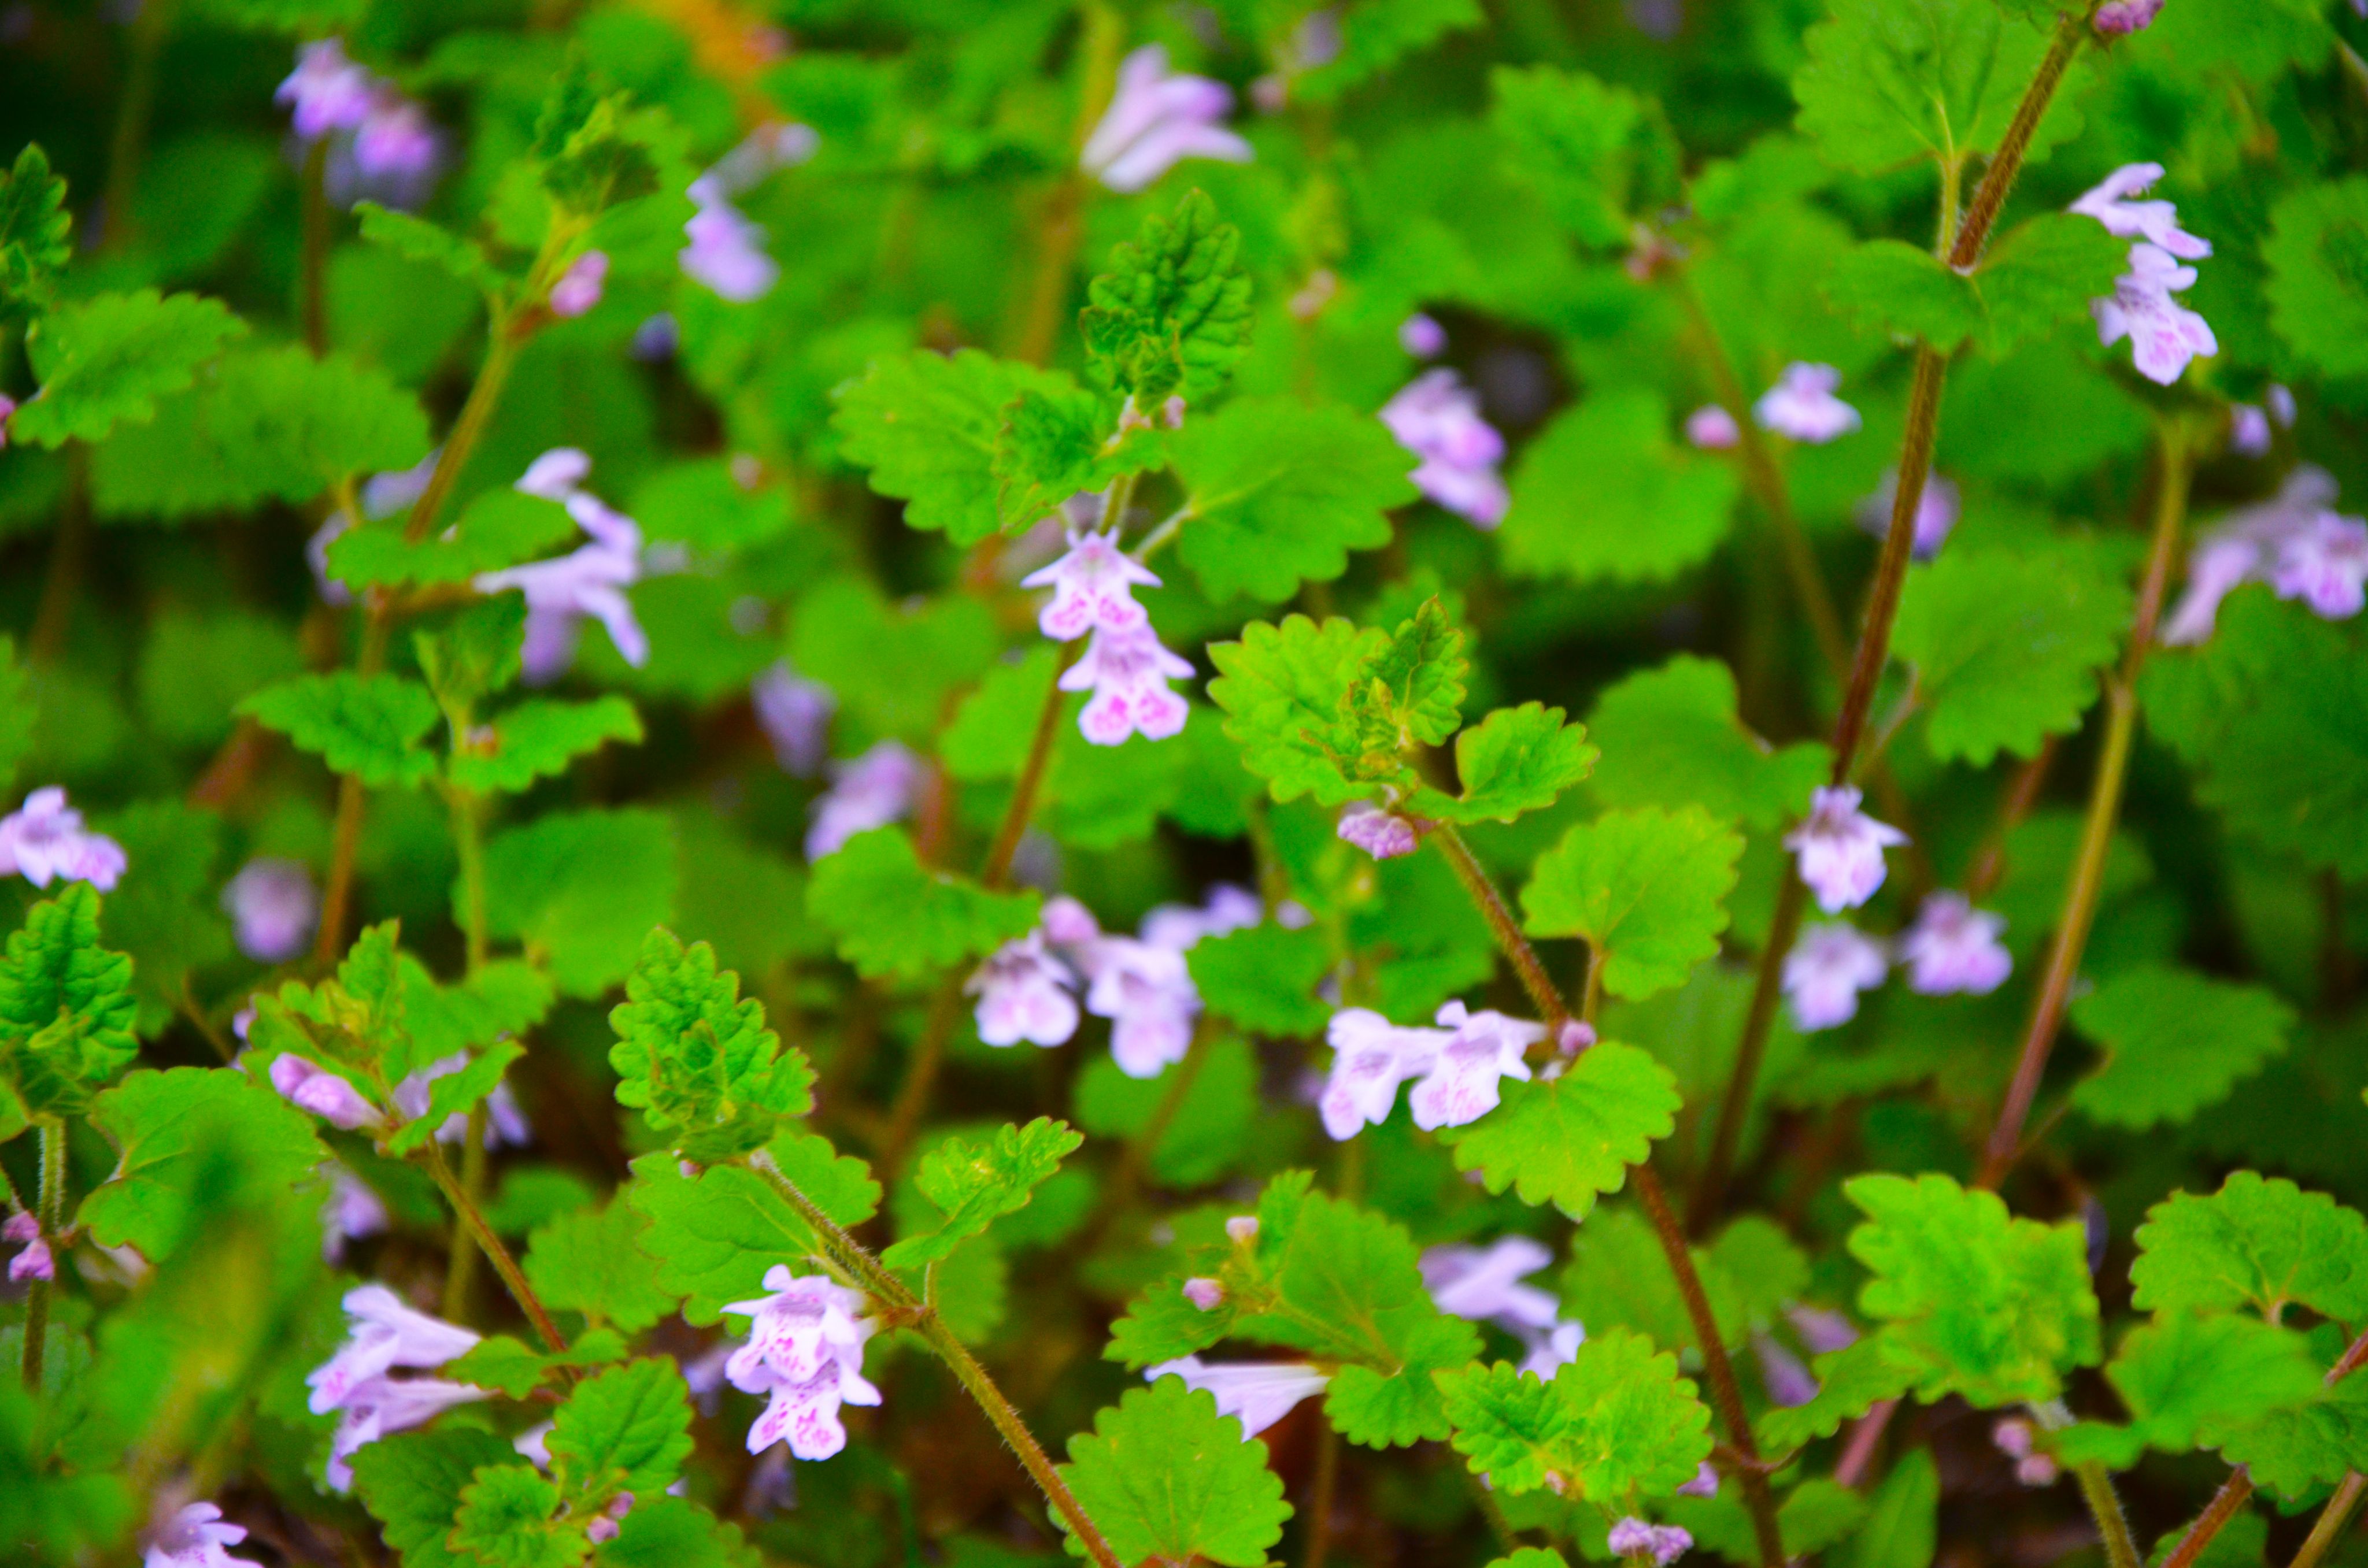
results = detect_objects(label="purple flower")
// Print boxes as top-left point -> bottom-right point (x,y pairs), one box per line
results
1782,922 -> 1888,1032
1081,935 -> 1199,1077
1320,1008 -> 1446,1137
806,741 -> 922,861
1182,1276 -> 1225,1310
2093,0 -> 2164,34
2070,165 -> 2212,260
474,451 -> 649,681
325,1376 -> 487,1491
1145,1356 -> 1329,1439
1421,1236 -> 1561,1331
1400,313 -> 1448,357
549,250 -> 609,318
1610,1519 -> 1694,1566
0,787 -> 127,890
752,661 -> 835,777
352,94 -> 439,185
584,1495 -> 633,1545
1685,404 -> 1740,450
1789,1304 -> 1859,1354
1785,786 -> 1907,914
1061,622 -> 1193,745
2230,404 -> 2273,458
1754,1332 -> 1817,1407
2270,511 -> 2368,620
1678,1461 -> 1720,1499
143,1502 -> 258,1568
722,1267 -> 880,1460
308,1284 -> 482,1418
1898,892 -> 2011,996
1142,884 -> 1266,950
221,857 -> 319,963
1337,802 -> 1418,860
2269,385 -> 2297,427
393,1052 -> 531,1148
680,188 -> 779,302
1081,46 -> 1254,194
1856,469 -> 1960,559
967,932 -> 1081,1048
1518,1321 -> 1585,1377
277,40 -> 374,138
1753,364 -> 1860,444
1021,527 -> 1161,641
5,1210 -> 51,1282
2093,243 -> 2218,386
1409,1001 -> 1543,1131
1380,369 -> 1509,528
517,447 -> 590,501
269,1055 -> 384,1131
1993,1418 -> 2062,1487
2162,468 -> 2354,644
320,1165 -> 390,1264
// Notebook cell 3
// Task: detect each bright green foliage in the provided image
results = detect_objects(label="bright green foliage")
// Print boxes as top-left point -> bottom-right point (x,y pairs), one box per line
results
787,579 -> 999,745
1208,614 -> 1390,803
1078,189 -> 1254,409
1586,657 -> 1827,830
0,884 -> 140,1117
77,1067 -> 325,1262
416,598 -> 528,713
1502,390 -> 1739,583
1756,1335 -> 1922,1453
832,349 -> 1072,544
1522,807 -> 1744,1000
2130,1173 -> 2368,1324
1189,922 -> 1333,1034
2060,1313 -> 2322,1467
240,672 -> 442,788
388,1040 -> 524,1155
357,202 -> 501,293
1073,1035 -> 1258,1187
2069,967 -> 2294,1130
625,1147 -> 875,1324
1489,66 -> 1678,249
1341,598 -> 1468,753
482,809 -> 677,998
1294,0 -> 1485,100
1831,217 -> 2125,354
331,490 -> 580,590
2264,179 -> 2368,379
549,1358 -> 695,1502
607,928 -> 814,1161
1844,1173 -> 2101,1408
252,920 -> 407,1077
449,1466 -> 574,1568
0,143 -> 72,314
0,637 -> 30,791
1793,0 -> 2070,174
449,1332 -> 634,1401
1561,1206 -> 1738,1355
1892,546 -> 2132,765
805,826 -> 1041,981
1438,1330 -> 1714,1503
991,384 -> 1161,534
885,1117 -> 1084,1267
1408,703 -> 1599,826
1486,1552 -> 1571,1568
449,697 -> 645,794
2216,1351 -> 2368,1501
404,957 -> 555,1061
1057,1380 -> 1292,1567
353,1428 -> 529,1568
98,802 -> 232,1035
1438,1043 -> 1681,1216
12,289 -> 245,447
1168,396 -> 1414,602
592,1497 -> 758,1568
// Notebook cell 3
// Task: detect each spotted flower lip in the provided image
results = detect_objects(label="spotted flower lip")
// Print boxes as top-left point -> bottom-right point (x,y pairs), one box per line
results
143,1501 -> 259,1568
2161,468 -> 2365,644
722,1267 -> 881,1461
1407,1001 -> 1543,1131
1020,527 -> 1160,641
2094,243 -> 2219,386
1610,1518 -> 1694,1566
1081,45 -> 1254,194
1319,1007 -> 1446,1139
1145,1356 -> 1329,1439
1060,621 -> 1193,746
967,931 -> 1081,1048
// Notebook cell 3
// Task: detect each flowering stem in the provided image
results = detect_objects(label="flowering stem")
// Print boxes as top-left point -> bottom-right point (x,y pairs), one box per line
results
2073,1459 -> 2145,1568
2291,1473 -> 2368,1568
301,136 -> 332,355
423,1141 -> 564,1353
747,1155 -> 1125,1568
982,642 -> 1080,891
1949,11 -> 2090,270
876,972 -> 967,1179
1688,873 -> 1805,1234
2162,1471 -> 2258,1568
1007,1 -> 1123,366
1430,825 -> 1568,1035
18,1117 -> 64,1391
1979,422 -> 2192,1188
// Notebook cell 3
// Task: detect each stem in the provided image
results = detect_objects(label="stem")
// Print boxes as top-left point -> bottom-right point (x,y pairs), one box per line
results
20,1118 -> 64,1391
2292,1474 -> 2368,1568
1464,1467 -> 1520,1555
1948,13 -> 2090,270
2073,1460 -> 2145,1568
1007,2 -> 1123,366
26,450 -> 89,667
302,136 -> 332,355
982,643 -> 1079,891
449,792 -> 491,974
1834,1399 -> 1898,1488
748,1156 -> 1124,1568
401,325 -> 526,549
1829,346 -> 1947,774
1979,425 -> 2191,1188
2162,1473 -> 2256,1568
445,784 -> 495,1321
1430,825 -> 1568,1033
877,973 -> 967,1178
424,1143 -> 563,1352
442,1107 -> 490,1322
100,0 -> 175,253
1964,740 -> 2058,900
1304,1419 -> 1341,1568
1688,872 -> 1805,1233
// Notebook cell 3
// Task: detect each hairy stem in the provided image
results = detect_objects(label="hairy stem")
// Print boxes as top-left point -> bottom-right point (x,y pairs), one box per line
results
1431,825 -> 1568,1034
2292,1474 -> 2368,1568
1305,1418 -> 1341,1568
982,641 -> 1081,891
442,1108 -> 491,1322
748,1155 -> 1124,1568
425,1143 -> 563,1352
1688,872 -> 1806,1233
20,1118 -> 64,1391
878,973 -> 967,1180
1834,1399 -> 1898,1488
2073,1460 -> 2145,1568
1949,12 -> 2090,271
1980,424 -> 2192,1187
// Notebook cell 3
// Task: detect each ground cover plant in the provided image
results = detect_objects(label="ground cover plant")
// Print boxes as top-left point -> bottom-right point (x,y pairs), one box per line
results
2,1 -> 2367,1566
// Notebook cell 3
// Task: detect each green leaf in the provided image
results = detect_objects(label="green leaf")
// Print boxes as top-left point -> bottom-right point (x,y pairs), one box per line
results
240,672 -> 441,788
1844,1172 -> 2101,1408
415,598 -> 527,714
0,144 -> 72,313
1438,1330 -> 1713,1503
607,928 -> 813,1160
805,827 -> 1041,982
77,1066 -> 326,1262
594,1497 -> 759,1568
2130,1172 -> 2368,1324
1489,65 -> 1678,249
990,384 -> 1161,535
357,203 -> 501,294
387,1040 -> 526,1155
1295,0 -> 1483,100
1838,1450 -> 1938,1568
1074,1035 -> 1257,1188
449,698 -> 644,795
1167,396 -> 1414,603
1892,546 -> 2132,765
1438,1042 -> 1680,1217
1502,390 -> 1739,584
11,289 -> 246,447
1522,807 -> 1743,1000
353,1428 -> 528,1568
2069,968 -> 2293,1130
1829,217 -> 2123,355
550,1358 -> 695,1502
1056,1380 -> 1292,1567
2265,178 -> 2368,380
624,1148 -> 874,1325
787,577 -> 999,745
1189,922 -> 1333,1036
481,809 -> 676,998
1585,657 -> 1828,831
1436,1359 -> 1564,1493
99,801 -> 232,1034
884,1117 -> 1084,1269
0,884 -> 140,1116
832,349 -> 1077,544
402,957 -> 556,1063
1207,615 -> 1392,805
1792,0 -> 2071,175
2097,1312 -> 2323,1457
1079,189 -> 1254,408
1755,1334 -> 1921,1454
1408,703 -> 1598,826
2217,1350 -> 2368,1502
331,489 -> 580,590
1353,598 -> 1469,750
450,1465 -> 573,1568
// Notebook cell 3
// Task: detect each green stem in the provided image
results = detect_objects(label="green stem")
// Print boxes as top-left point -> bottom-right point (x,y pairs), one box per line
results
1007,1 -> 1123,366
442,1107 -> 491,1322
449,792 -> 491,974
982,640 -> 1081,891
2291,1473 -> 2368,1568
2073,1460 -> 2145,1568
301,136 -> 332,355
1304,1417 -> 1341,1568
1430,825 -> 1568,1035
100,0 -> 175,253
20,1117 -> 64,1391
424,1143 -> 563,1352
746,1155 -> 1124,1568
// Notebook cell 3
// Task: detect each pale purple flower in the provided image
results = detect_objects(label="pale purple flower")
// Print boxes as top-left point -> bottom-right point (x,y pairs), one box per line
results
1081,46 -> 1253,194
5,1210 -> 50,1282
0,394 -> 16,447
352,94 -> 439,185
1785,786 -> 1907,914
805,740 -> 922,861
1400,313 -> 1448,357
1994,1417 -> 2061,1487
1789,1304 -> 1858,1354
1610,1518 -> 1693,1566
1408,1001 -> 1542,1131
1856,469 -> 1960,559
2270,512 -> 2368,620
222,857 -> 319,963
1685,404 -> 1740,450
1518,1321 -> 1585,1378
633,314 -> 680,361
1678,1461 -> 1721,1499
1783,923 -> 1888,1032
1146,1356 -> 1329,1439
1337,802 -> 1418,860
2070,164 -> 2212,260
2269,385 -> 2297,427
753,661 -> 835,777
1381,369 -> 1509,528
1022,528 -> 1160,640
516,448 -> 590,501
1042,894 -> 1102,947
1183,1277 -> 1225,1310
1898,892 -> 2011,996
320,1165 -> 390,1264
366,447 -> 442,516
1754,1332 -> 1817,1407
144,1502 -> 258,1568
475,451 -> 648,681
1142,884 -> 1265,950
1754,364 -> 1860,444
704,123 -> 819,195
268,1055 -> 384,1131
1061,622 -> 1193,746
2230,404 -> 2272,458
2093,0 -> 2163,34
2163,469 -> 2354,643
326,1376 -> 487,1491
722,1267 -> 881,1460
2094,243 -> 2217,386
1226,1214 -> 1259,1244
549,250 -> 609,318
277,40 -> 373,138
1081,935 -> 1199,1077
681,186 -> 778,302
1319,1008 -> 1447,1138
308,1284 -> 482,1417
393,1052 -> 531,1148
1421,1236 -> 1560,1331
584,1495 -> 633,1545
967,932 -> 1081,1048
0,786 -> 127,890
